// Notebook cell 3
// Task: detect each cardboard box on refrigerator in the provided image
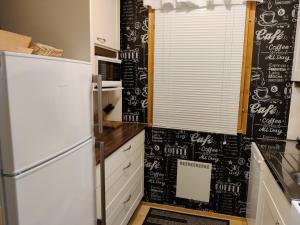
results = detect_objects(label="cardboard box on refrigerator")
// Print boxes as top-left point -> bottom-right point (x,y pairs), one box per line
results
0,29 -> 33,54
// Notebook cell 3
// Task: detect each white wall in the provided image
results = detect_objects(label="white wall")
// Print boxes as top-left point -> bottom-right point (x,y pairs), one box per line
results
287,83 -> 300,140
0,0 -> 91,62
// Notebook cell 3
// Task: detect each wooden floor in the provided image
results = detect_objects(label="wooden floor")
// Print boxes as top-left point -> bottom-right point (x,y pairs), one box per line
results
0,203 -> 248,225
129,202 -> 248,225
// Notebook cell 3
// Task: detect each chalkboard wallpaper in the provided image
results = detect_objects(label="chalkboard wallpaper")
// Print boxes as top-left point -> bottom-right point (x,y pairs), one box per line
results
247,0 -> 298,139
120,0 -> 148,123
144,128 -> 251,216
120,0 -> 298,217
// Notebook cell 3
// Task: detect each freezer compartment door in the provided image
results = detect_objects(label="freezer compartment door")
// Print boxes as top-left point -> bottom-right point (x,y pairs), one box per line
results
0,52 -> 93,174
3,139 -> 96,225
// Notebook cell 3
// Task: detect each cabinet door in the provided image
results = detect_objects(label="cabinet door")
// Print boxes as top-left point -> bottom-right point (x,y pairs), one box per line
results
246,143 -> 264,225
91,0 -> 120,50
260,183 -> 286,225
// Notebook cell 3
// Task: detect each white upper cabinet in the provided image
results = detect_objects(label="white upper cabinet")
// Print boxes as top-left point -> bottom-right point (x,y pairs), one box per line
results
292,9 -> 300,81
91,0 -> 120,51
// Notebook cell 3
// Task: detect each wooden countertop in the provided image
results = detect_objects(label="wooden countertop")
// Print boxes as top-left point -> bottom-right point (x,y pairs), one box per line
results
95,122 -> 146,164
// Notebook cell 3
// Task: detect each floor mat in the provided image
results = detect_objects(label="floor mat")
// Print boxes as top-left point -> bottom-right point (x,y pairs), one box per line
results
142,208 -> 230,225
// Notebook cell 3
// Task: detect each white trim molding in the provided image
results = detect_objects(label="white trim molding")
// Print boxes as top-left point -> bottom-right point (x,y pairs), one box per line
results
143,0 -> 263,9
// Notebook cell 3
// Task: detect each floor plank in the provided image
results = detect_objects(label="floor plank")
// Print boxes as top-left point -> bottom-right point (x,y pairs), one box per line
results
129,202 -> 248,225
0,208 -> 2,225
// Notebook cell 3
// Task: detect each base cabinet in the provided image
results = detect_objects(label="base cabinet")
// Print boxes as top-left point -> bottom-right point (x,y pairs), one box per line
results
260,183 -> 286,225
246,143 -> 264,225
106,168 -> 143,225
246,143 -> 290,225
96,131 -> 145,225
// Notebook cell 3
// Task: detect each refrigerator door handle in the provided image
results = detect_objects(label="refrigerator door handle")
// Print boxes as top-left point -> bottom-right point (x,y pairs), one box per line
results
96,141 -> 106,225
92,74 -> 103,134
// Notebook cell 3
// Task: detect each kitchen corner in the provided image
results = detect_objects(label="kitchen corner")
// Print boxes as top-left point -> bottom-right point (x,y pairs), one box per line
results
92,42 -> 146,224
247,139 -> 300,225
2,0 -> 300,225
256,139 -> 300,201
94,122 -> 146,162
94,122 -> 146,225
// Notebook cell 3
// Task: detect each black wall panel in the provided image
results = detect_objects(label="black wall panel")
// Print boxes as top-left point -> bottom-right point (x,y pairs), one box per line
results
120,0 -> 148,123
247,0 -> 298,139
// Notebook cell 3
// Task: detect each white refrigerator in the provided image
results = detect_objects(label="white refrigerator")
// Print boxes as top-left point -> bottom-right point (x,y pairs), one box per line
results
0,52 -> 96,225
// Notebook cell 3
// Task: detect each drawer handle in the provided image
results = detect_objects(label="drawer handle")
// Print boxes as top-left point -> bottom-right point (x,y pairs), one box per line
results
123,162 -> 132,170
123,194 -> 131,204
97,37 -> 106,43
123,145 -> 132,152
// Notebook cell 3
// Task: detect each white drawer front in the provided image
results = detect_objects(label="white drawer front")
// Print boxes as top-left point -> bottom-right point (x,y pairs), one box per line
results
106,149 -> 143,206
261,183 -> 286,225
263,166 -> 290,224
106,167 -> 143,225
96,161 -> 143,220
106,131 -> 145,178
96,130 -> 145,188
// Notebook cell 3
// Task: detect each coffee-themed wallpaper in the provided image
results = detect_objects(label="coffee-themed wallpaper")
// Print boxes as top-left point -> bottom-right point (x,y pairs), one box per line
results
144,129 -> 251,216
120,0 -> 148,123
247,0 -> 298,139
120,0 -> 298,217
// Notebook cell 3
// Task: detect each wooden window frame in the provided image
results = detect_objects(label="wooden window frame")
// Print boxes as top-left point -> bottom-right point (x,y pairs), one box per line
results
237,2 -> 256,134
147,7 -> 155,127
147,3 -> 256,134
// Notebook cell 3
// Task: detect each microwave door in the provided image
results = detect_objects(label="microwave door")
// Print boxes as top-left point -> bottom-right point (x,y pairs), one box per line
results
96,56 -> 121,81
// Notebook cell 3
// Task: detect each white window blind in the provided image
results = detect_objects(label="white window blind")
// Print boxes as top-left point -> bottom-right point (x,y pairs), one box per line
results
153,5 -> 246,135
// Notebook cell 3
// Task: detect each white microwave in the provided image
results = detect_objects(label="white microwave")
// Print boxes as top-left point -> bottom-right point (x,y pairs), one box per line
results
96,56 -> 122,87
